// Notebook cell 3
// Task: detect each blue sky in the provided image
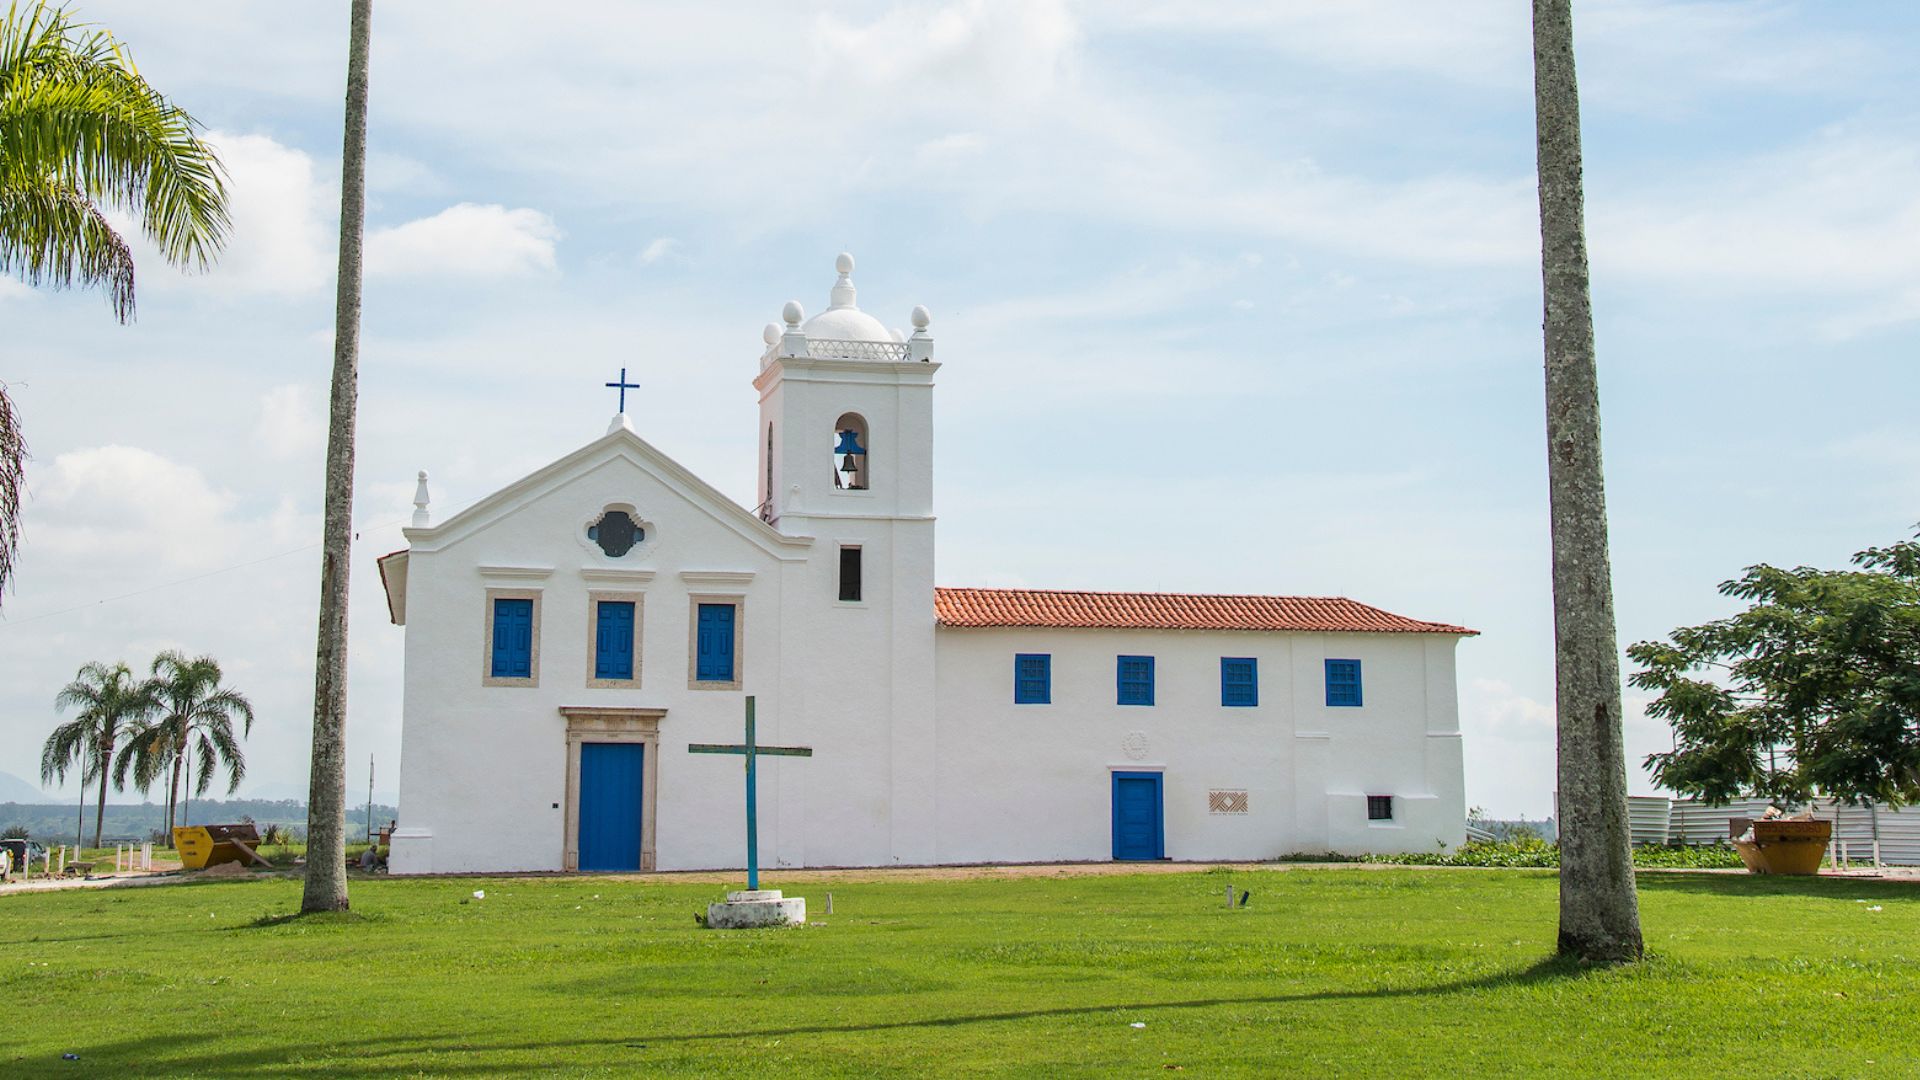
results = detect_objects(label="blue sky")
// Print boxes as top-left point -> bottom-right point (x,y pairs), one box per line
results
3,1 -> 1916,817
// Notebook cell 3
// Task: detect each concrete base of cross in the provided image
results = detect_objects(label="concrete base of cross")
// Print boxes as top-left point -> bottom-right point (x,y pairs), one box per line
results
706,889 -> 806,929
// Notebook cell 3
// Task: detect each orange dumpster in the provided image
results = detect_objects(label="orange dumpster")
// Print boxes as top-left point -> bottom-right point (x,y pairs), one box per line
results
1731,818 -> 1831,875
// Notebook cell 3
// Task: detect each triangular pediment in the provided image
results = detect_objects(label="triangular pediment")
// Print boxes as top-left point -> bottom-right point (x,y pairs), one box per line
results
401,423 -> 812,559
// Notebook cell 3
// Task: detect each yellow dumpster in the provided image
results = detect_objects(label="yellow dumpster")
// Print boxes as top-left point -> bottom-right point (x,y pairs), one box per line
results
172,823 -> 269,871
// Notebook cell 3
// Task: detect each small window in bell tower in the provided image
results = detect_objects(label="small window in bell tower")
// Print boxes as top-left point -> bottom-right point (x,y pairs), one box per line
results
833,413 -> 869,491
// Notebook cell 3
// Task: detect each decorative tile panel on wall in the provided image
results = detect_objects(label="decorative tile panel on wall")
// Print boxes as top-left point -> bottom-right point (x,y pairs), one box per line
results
1208,789 -> 1249,815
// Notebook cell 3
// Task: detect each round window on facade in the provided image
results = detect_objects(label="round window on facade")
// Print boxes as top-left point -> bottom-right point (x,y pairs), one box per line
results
586,509 -> 645,557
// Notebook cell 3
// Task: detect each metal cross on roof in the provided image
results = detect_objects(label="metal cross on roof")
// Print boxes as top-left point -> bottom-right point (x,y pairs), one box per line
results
687,696 -> 811,891
604,367 -> 641,413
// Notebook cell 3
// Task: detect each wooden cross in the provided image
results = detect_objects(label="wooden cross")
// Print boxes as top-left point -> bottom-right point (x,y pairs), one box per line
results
687,696 -> 811,891
604,366 -> 641,413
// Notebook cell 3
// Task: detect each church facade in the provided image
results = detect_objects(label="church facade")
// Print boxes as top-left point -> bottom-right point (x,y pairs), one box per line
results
378,255 -> 1475,876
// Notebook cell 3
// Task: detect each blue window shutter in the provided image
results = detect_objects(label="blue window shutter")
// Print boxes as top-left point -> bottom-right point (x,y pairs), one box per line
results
595,601 -> 635,680
1014,653 -> 1051,704
697,603 -> 736,682
1325,659 -> 1363,707
1117,655 -> 1154,706
492,598 -> 533,678
1221,657 -> 1257,707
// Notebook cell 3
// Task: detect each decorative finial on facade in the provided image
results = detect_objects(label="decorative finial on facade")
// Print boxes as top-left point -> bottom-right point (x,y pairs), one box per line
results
412,470 -> 431,527
763,323 -> 782,346
829,252 -> 856,310
907,305 -> 934,362
607,412 -> 635,435
782,300 -> 804,327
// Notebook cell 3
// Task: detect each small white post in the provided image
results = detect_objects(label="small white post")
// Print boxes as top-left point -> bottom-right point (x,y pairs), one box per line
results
143,842 -> 152,871
826,892 -> 833,915
1225,883 -> 1234,909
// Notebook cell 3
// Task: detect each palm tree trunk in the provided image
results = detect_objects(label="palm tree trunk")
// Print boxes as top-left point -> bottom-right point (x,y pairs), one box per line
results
93,736 -> 111,849
1532,0 -> 1643,962
303,0 -> 372,914
166,752 -> 183,841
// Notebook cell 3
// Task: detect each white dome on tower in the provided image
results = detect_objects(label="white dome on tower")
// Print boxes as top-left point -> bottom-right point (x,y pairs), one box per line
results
799,252 -> 894,343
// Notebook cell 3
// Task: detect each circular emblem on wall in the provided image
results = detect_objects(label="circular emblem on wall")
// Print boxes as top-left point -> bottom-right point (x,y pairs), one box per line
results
1121,731 -> 1150,761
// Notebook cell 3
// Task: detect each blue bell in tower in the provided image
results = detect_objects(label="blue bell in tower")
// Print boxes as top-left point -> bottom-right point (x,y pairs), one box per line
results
834,428 -> 866,474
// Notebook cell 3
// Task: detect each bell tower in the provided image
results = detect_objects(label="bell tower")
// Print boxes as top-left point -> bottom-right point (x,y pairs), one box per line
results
752,252 -> 941,867
753,252 -> 936,527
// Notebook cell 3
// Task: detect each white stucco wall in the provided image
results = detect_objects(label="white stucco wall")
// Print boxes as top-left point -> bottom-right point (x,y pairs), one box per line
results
931,627 -> 1466,862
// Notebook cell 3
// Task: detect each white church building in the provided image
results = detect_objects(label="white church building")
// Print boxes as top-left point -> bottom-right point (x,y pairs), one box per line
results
378,255 -> 1476,875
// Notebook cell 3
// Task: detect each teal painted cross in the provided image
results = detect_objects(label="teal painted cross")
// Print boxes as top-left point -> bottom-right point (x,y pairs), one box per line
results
604,367 -> 640,413
687,696 -> 811,891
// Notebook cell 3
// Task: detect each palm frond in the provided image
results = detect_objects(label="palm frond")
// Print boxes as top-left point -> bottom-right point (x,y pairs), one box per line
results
0,380 -> 21,606
0,1 -> 228,322
39,714 -> 89,784
0,176 -> 132,317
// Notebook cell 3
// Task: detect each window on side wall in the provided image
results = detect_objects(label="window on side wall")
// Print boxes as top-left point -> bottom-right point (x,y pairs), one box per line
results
1367,795 -> 1394,822
1014,653 -> 1051,704
1220,657 -> 1257,707
1325,658 -> 1363,707
1116,655 -> 1155,706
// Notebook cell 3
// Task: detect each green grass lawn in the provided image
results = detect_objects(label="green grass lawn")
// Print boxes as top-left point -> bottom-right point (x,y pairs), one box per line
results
2,868 -> 1914,1077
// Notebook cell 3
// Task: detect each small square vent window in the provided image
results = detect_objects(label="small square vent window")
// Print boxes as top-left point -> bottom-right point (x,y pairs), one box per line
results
1367,795 -> 1394,821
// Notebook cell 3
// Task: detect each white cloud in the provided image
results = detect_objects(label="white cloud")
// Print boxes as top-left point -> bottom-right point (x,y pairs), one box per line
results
149,131 -> 333,295
367,151 -> 447,195
254,384 -> 326,462
639,237 -> 679,265
31,445 -> 242,570
1591,127 -> 1920,304
1466,678 -> 1555,742
366,203 -> 562,279
814,0 -> 1079,101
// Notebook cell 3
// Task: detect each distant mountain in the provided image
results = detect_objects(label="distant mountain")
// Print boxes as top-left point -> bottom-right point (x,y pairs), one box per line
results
0,771 -> 49,803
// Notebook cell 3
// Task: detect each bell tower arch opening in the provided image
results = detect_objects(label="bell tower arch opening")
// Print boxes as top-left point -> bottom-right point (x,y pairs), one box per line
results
834,412 -> 869,490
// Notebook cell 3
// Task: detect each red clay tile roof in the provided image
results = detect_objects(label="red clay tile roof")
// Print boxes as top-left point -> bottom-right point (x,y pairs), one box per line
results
934,587 -> 1476,636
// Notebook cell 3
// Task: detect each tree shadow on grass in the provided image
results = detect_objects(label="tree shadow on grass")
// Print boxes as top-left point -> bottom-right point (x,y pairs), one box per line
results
1636,871 -> 1919,899
240,910 -> 373,929
47,956 -> 1589,1077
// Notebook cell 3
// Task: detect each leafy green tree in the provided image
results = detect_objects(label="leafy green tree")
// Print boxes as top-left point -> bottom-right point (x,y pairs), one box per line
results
0,1 -> 230,602
43,660 -> 152,847
116,651 -> 253,838
1631,533 -> 1920,810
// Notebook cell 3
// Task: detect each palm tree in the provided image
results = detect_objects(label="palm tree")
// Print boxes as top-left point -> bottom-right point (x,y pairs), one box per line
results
1532,0 -> 1643,962
43,660 -> 152,848
304,0 -> 371,915
0,1 -> 230,603
117,651 -> 253,840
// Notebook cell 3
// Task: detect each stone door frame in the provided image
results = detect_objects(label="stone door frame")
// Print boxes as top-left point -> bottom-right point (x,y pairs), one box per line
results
560,706 -> 665,872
